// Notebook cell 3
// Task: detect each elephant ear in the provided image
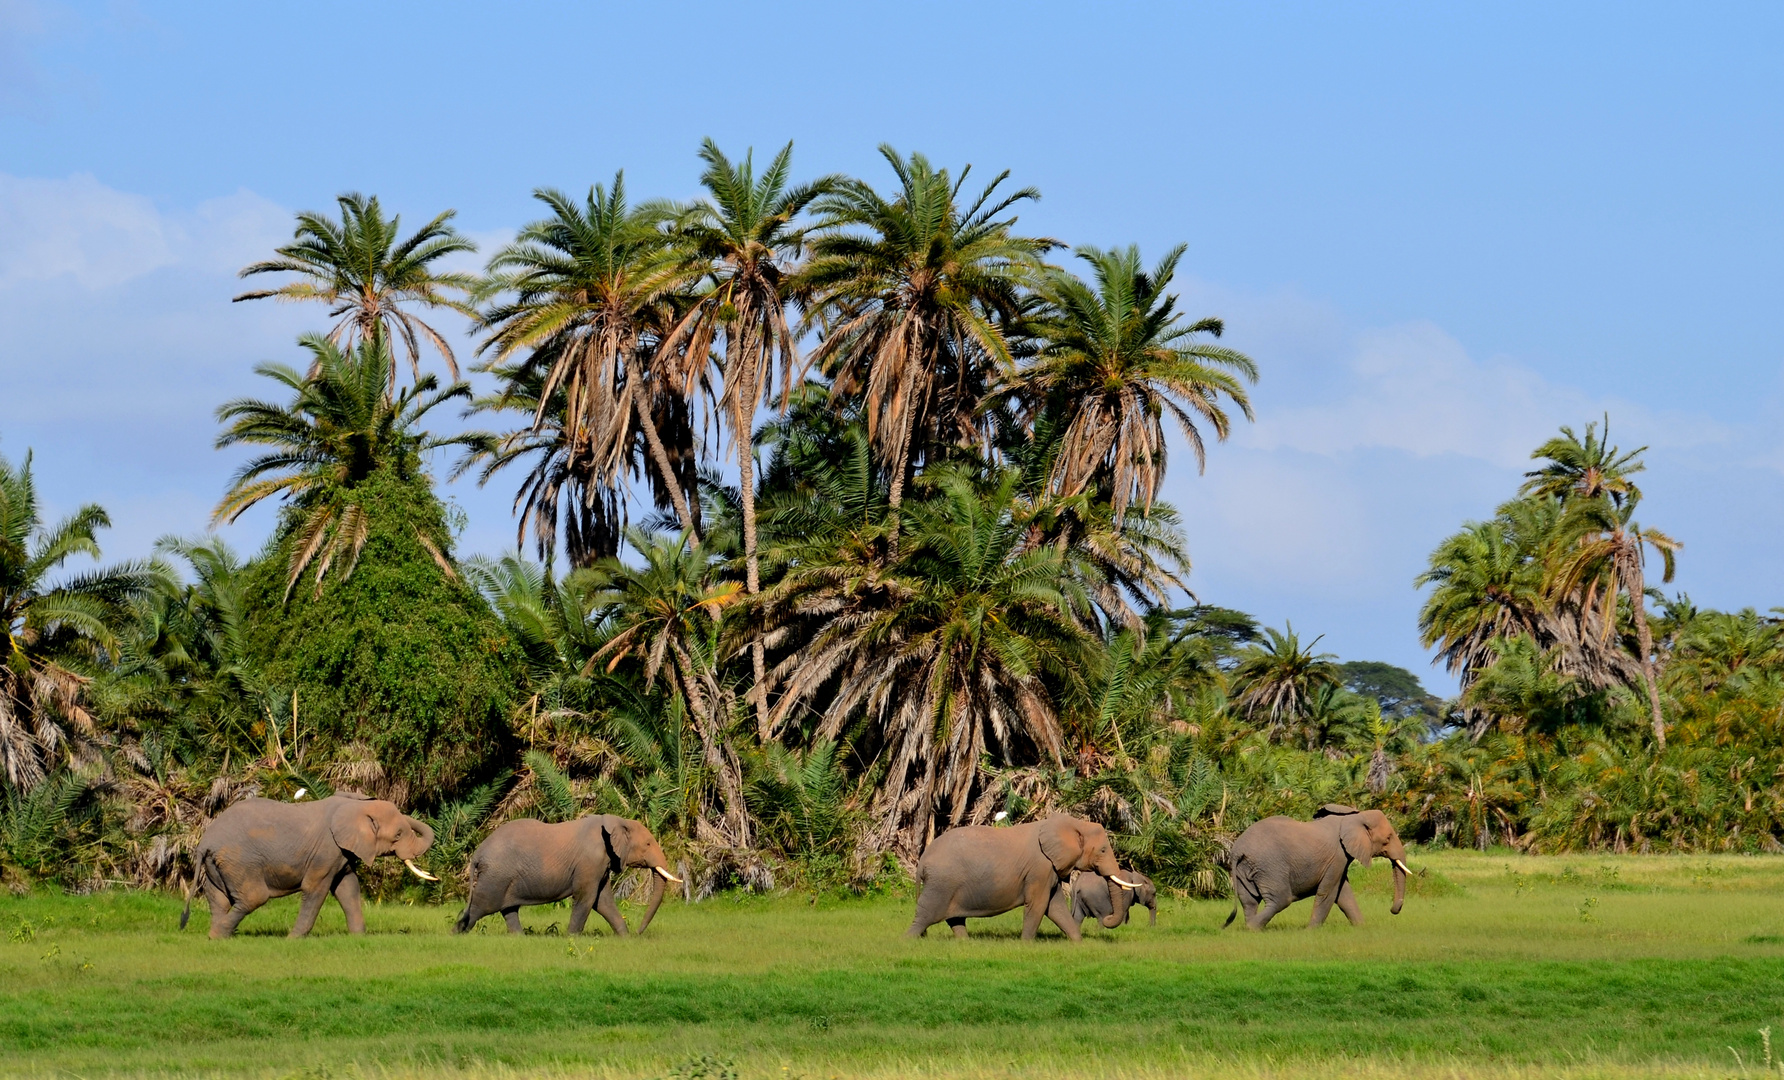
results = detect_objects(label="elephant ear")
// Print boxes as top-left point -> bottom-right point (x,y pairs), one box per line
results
331,803 -> 385,863
1037,817 -> 1085,875
601,817 -> 633,866
1313,803 -> 1359,819
1338,817 -> 1374,870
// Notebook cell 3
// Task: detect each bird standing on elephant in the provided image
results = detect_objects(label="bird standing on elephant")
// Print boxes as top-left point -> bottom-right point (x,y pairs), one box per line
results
183,792 -> 438,938
1070,868 -> 1157,932
455,815 -> 681,935
906,814 -> 1145,941
1224,804 -> 1410,930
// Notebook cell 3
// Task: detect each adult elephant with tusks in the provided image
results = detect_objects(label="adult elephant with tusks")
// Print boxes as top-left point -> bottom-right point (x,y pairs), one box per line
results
455,815 -> 681,935
182,792 -> 438,938
1224,803 -> 1410,931
906,814 -> 1143,941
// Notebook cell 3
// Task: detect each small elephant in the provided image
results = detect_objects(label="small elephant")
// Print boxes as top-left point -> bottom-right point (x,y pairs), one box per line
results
906,814 -> 1143,941
1224,803 -> 1409,931
183,792 -> 437,938
1070,868 -> 1157,931
455,815 -> 681,935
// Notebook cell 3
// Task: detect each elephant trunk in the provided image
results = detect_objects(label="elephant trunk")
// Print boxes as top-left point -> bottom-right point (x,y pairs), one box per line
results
634,867 -> 669,934
1100,876 -> 1128,929
1147,899 -> 1157,927
1390,856 -> 1407,915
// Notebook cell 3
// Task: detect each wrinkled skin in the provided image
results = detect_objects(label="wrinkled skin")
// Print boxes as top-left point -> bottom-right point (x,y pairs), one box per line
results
906,815 -> 1125,941
455,815 -> 678,936
1224,804 -> 1409,931
183,793 -> 435,939
1070,868 -> 1157,931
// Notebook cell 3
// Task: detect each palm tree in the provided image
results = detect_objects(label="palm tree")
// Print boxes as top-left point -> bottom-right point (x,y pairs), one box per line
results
213,333 -> 480,599
1229,625 -> 1342,741
1521,416 -> 1645,507
1416,518 -> 1547,683
800,146 -> 1052,536
235,193 -> 478,385
1547,495 -> 1680,747
1020,244 -> 1258,523
1,451 -> 156,788
758,468 -> 1094,859
660,140 -> 837,736
476,177 -> 703,555
583,530 -> 750,846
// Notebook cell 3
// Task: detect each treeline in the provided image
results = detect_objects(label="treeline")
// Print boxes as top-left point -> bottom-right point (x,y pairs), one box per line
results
2,142 -> 1780,900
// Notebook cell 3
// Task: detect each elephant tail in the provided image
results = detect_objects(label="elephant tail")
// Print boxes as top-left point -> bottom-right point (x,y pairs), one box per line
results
180,884 -> 192,930
182,848 -> 219,930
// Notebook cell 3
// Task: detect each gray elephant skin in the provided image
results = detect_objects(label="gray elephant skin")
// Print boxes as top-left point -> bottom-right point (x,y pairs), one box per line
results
1224,803 -> 1410,930
455,815 -> 681,935
1070,868 -> 1157,931
906,814 -> 1145,941
182,792 -> 437,938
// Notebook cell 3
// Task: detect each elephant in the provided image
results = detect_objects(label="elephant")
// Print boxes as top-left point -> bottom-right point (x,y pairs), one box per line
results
182,792 -> 437,938
1223,803 -> 1409,931
905,814 -> 1144,941
1070,868 -> 1157,931
454,815 -> 681,936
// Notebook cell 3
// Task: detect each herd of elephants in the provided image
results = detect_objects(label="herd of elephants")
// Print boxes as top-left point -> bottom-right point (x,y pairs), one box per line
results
180,792 -> 1413,940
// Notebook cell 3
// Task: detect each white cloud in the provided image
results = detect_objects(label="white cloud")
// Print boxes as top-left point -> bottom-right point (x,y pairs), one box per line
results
0,173 -> 290,291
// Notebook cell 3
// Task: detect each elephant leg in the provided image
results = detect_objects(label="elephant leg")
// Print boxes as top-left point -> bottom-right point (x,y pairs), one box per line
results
1334,879 -> 1364,926
567,891 -> 595,935
905,887 -> 949,938
947,917 -> 967,939
332,870 -> 366,934
1247,891 -> 1288,931
1045,885 -> 1083,942
1019,880 -> 1054,941
1308,868 -> 1347,928
211,900 -> 257,939
502,907 -> 523,934
592,881 -> 628,937
289,885 -> 332,938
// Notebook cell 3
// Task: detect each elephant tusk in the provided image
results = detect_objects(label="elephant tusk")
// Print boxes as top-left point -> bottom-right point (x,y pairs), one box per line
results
1109,876 -> 1142,889
404,859 -> 439,882
654,866 -> 683,884
1393,859 -> 1411,875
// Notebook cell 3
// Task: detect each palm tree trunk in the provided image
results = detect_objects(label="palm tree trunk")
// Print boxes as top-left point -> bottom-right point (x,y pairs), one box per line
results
1626,559 -> 1666,749
883,355 -> 921,551
729,330 -> 771,744
671,639 -> 750,846
633,392 -> 700,545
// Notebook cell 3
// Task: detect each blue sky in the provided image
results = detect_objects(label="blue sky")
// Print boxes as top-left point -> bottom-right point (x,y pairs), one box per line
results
2,1 -> 1781,692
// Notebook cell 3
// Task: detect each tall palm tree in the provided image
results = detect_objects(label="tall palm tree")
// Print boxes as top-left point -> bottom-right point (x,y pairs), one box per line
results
1,452 -> 156,788
758,468 -> 1094,859
660,140 -> 837,736
1520,416 -> 1645,508
476,177 -> 703,556
1416,518 -> 1547,683
1021,244 -> 1258,523
213,333 -> 480,598
1229,625 -> 1342,742
235,193 -> 478,385
1547,495 -> 1680,747
800,146 -> 1053,537
583,530 -> 750,846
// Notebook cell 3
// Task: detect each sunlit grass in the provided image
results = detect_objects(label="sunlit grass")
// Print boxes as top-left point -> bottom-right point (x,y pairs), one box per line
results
6,850 -> 1784,1078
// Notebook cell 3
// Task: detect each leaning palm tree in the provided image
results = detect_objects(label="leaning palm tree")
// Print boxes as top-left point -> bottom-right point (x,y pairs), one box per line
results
1229,625 -> 1342,742
1547,494 -> 1680,747
1020,244 -> 1257,523
476,177 -> 703,555
1,451 -> 157,788
1416,517 -> 1548,684
213,333 -> 481,599
758,468 -> 1094,859
800,146 -> 1052,533
235,192 -> 478,385
660,140 -> 837,735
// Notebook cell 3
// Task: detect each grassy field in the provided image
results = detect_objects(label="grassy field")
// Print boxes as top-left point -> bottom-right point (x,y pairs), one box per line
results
5,851 -> 1784,1079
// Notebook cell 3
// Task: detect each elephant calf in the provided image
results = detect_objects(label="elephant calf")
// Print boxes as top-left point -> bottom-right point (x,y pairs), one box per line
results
1070,868 -> 1157,932
1224,803 -> 1410,931
455,815 -> 680,936
906,814 -> 1144,941
183,792 -> 437,938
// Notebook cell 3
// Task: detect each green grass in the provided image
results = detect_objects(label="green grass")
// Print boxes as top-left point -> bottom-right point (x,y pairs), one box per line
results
6,851 -> 1784,1078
